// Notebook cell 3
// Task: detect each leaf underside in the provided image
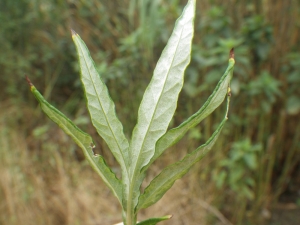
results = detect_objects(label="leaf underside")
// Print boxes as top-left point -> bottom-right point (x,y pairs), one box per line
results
128,0 -> 196,212
144,58 -> 235,171
72,31 -> 131,209
28,84 -> 122,203
137,94 -> 231,210
72,31 -> 130,178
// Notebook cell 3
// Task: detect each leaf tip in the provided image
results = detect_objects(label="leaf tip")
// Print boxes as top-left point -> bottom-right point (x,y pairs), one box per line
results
229,48 -> 234,59
227,86 -> 231,97
25,75 -> 33,87
71,29 -> 77,36
166,215 -> 172,219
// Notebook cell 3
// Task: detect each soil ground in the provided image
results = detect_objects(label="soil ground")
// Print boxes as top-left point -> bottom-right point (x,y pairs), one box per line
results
268,204 -> 300,225
267,176 -> 300,225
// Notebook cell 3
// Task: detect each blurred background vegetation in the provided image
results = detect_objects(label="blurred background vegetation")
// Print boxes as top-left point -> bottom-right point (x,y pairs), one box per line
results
1,0 -> 300,224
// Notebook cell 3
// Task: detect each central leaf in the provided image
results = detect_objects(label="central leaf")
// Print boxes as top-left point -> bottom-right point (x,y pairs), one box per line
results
126,0 -> 196,213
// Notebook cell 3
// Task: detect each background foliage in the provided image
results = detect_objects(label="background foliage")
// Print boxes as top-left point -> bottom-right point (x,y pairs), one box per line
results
1,0 -> 299,225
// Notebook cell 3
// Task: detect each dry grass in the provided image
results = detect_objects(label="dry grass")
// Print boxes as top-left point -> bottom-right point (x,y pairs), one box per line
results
0,102 -> 230,225
0,102 -> 121,225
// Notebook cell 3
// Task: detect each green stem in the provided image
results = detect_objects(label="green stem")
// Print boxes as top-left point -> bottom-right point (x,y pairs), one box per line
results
126,181 -> 137,225
126,197 -> 133,225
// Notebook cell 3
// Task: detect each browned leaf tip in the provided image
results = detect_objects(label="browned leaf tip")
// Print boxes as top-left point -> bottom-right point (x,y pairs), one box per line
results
229,48 -> 234,59
71,29 -> 77,36
25,75 -> 33,87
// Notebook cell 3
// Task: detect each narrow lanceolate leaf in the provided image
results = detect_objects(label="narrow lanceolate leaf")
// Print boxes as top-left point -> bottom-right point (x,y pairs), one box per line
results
144,51 -> 235,170
136,215 -> 172,225
25,77 -> 122,203
127,0 -> 196,211
72,31 -> 130,176
137,95 -> 231,210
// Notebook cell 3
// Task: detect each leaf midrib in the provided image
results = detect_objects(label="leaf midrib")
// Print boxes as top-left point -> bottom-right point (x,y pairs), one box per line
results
139,118 -> 226,209
77,37 -> 129,172
43,103 -> 120,197
130,19 -> 189,181
155,65 -> 233,152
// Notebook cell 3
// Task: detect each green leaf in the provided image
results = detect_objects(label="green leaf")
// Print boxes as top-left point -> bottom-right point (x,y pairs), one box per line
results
71,30 -> 130,177
127,0 -> 196,211
137,95 -> 230,210
136,215 -> 172,225
243,154 -> 257,170
72,31 -> 130,208
145,56 -> 235,170
27,81 -> 122,203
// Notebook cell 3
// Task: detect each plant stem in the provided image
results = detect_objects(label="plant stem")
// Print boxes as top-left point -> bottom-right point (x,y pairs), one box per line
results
126,202 -> 133,225
126,181 -> 136,225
